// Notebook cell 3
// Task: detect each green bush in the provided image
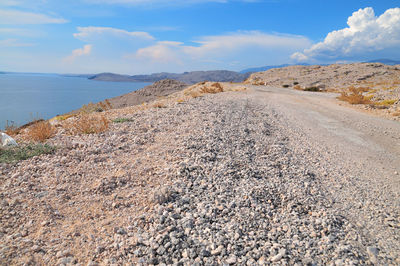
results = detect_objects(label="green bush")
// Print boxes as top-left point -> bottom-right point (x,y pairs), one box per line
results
0,144 -> 56,164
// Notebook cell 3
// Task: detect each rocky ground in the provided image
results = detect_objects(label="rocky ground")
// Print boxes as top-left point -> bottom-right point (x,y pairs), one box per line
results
107,79 -> 189,109
245,63 -> 400,119
1,83 -> 399,265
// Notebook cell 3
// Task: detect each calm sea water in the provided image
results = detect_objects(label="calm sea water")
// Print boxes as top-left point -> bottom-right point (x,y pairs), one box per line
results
0,74 -> 149,130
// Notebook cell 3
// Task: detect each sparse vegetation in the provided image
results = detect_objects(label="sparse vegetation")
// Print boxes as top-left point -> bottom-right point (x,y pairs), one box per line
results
374,99 -> 397,106
5,121 -> 20,137
293,85 -> 303,90
152,102 -> 166,108
70,115 -> 109,134
337,86 -> 372,104
112,118 -> 133,123
304,86 -> 320,92
0,144 -> 55,164
27,120 -> 56,142
78,99 -> 112,114
54,114 -> 75,121
282,84 -> 290,88
293,82 -> 299,85
200,82 -> 224,94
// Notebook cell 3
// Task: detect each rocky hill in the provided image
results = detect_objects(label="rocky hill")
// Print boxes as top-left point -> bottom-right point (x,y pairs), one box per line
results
90,70 -> 249,84
246,63 -> 400,90
107,79 -> 189,109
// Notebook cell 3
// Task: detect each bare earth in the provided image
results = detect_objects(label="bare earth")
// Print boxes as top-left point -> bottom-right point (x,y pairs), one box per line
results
1,82 -> 400,265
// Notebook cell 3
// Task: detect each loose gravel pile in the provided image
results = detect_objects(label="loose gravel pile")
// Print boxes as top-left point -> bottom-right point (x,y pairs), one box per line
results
0,90 -> 398,265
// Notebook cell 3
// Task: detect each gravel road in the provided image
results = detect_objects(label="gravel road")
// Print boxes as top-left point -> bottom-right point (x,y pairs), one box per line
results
1,86 -> 399,265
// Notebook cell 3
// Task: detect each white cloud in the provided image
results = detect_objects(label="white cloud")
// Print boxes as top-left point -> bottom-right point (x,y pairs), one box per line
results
135,41 -> 183,63
0,9 -> 67,24
64,44 -> 93,62
133,31 -> 311,63
183,31 -> 311,58
0,38 -> 34,47
292,7 -> 400,62
73,26 -> 155,41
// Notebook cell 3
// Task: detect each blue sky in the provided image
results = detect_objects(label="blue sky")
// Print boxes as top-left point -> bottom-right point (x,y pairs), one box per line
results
0,0 -> 399,74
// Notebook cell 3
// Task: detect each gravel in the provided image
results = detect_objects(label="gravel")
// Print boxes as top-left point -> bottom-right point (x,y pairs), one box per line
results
1,89 -> 399,265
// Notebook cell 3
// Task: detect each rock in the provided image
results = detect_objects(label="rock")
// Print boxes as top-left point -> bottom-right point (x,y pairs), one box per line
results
151,186 -> 173,204
226,255 -> 237,264
367,246 -> 379,263
0,132 -> 18,147
270,249 -> 286,262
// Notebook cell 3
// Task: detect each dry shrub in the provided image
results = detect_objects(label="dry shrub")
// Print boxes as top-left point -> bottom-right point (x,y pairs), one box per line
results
200,82 -> 224,94
177,98 -> 185,103
5,121 -> 20,137
392,111 -> 400,117
54,114 -> 75,121
152,102 -> 166,108
71,115 -> 109,134
373,99 -> 397,106
79,99 -> 112,114
293,85 -> 303,90
337,86 -> 372,104
28,121 -> 56,142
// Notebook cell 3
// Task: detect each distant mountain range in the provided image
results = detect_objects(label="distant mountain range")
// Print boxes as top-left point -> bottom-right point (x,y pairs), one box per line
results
2,59 -> 399,83
364,59 -> 400,65
89,70 -> 250,84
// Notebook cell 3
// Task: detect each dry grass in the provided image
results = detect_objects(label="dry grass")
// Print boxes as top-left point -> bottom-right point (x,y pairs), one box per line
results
176,98 -> 185,103
152,102 -> 166,108
78,99 -> 112,114
337,86 -> 372,104
54,114 -> 75,121
69,115 -> 109,135
27,121 -> 56,142
293,85 -> 303,90
200,82 -> 224,94
373,99 -> 397,106
4,121 -> 20,137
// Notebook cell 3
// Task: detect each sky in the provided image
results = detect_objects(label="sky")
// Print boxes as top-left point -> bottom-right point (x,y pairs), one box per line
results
0,0 -> 399,74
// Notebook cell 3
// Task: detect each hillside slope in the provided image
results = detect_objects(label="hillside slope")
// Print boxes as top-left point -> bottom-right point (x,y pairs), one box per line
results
90,70 -> 249,84
107,79 -> 189,109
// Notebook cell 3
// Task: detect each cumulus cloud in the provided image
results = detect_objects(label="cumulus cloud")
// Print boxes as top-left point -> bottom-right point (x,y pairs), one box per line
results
64,44 -> 93,62
0,9 -> 67,24
292,7 -> 400,62
73,26 -> 154,41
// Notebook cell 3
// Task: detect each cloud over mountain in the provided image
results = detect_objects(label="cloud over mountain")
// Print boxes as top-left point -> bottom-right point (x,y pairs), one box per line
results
292,7 -> 400,62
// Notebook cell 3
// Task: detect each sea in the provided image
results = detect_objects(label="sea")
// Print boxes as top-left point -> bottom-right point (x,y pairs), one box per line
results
0,73 -> 150,130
